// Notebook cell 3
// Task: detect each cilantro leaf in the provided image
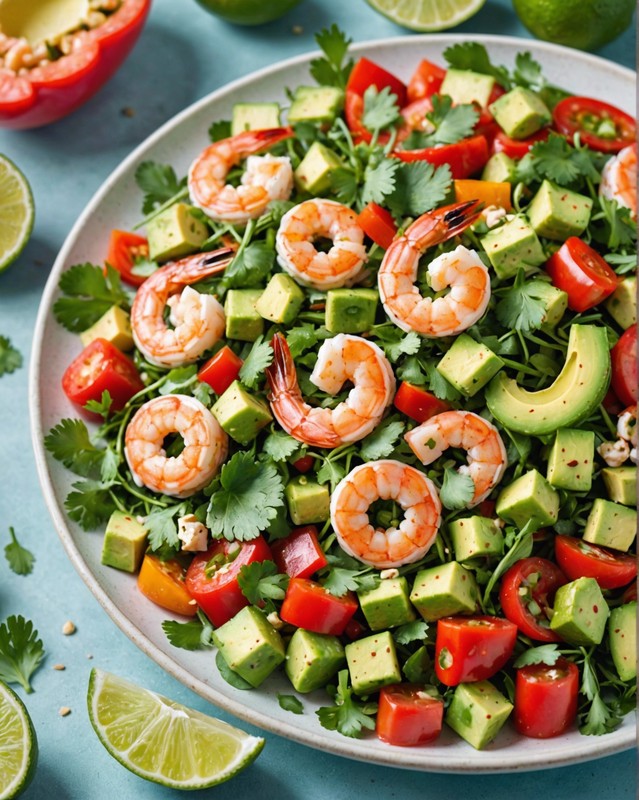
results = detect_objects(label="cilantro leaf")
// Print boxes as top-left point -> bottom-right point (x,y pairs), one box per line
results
238,560 -> 289,605
145,504 -> 185,552
513,644 -> 561,668
316,457 -> 345,490
239,335 -> 273,389
54,263 -> 129,333
439,467 -> 475,511
4,528 -> 34,576
83,390 -> 113,421
222,241 -> 275,290
513,51 -> 544,89
360,418 -> 405,461
0,336 -> 22,377
135,161 -> 185,214
396,355 -> 427,385
0,615 -> 44,693
482,520 -> 536,607
262,430 -> 301,462
527,134 -> 600,187
287,324 -> 325,359
426,362 -> 461,402
443,42 -> 511,89
208,119 -> 231,142
310,25 -> 353,89
162,614 -> 214,651
386,162 -> 452,219
207,452 -> 284,541
393,619 -> 429,645
64,480 -> 116,530
330,167 -> 359,206
593,196 -> 637,251
361,158 -> 398,206
157,365 -> 198,396
362,85 -> 402,133
316,670 -> 377,738
495,272 -> 548,333
403,95 -> 478,149
578,648 -> 623,735
278,694 -> 304,714
44,418 -> 105,477
322,553 -> 379,596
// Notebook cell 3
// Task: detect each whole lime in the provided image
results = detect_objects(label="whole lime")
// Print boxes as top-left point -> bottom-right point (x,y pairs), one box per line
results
193,0 -> 302,25
512,0 -> 635,51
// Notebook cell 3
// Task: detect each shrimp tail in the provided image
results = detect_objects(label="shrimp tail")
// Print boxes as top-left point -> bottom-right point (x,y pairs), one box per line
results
163,246 -> 236,290
266,332 -> 298,397
407,199 -> 483,249
234,126 -> 294,155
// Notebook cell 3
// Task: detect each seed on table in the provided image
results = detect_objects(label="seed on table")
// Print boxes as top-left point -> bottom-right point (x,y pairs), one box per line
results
62,621 -> 76,635
292,25 -> 303,34
52,664 -> 66,671
59,707 -> 71,717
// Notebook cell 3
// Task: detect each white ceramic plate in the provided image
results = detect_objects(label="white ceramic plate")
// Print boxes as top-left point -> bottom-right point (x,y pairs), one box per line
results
31,35 -> 636,773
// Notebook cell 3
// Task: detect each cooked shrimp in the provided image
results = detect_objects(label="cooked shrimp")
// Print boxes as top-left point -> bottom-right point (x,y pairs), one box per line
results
405,410 -> 507,506
378,200 -> 489,337
276,198 -> 368,290
265,332 -> 395,448
330,459 -> 442,568
188,127 -> 294,223
600,143 -> 637,220
130,248 -> 233,368
125,394 -> 228,498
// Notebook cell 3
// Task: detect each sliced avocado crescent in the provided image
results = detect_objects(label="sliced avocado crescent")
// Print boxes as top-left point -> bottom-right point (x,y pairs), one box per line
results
485,325 -> 610,435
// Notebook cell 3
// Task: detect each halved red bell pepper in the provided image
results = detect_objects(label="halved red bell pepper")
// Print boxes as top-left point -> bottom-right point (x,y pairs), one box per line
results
396,135 -> 489,179
357,202 -> 398,250
197,346 -> 243,395
271,525 -> 328,579
0,0 -> 151,130
279,577 -> 358,635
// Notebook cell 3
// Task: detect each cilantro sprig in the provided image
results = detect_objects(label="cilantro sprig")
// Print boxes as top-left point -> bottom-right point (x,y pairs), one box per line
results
402,95 -> 479,150
4,528 -> 35,576
310,25 -> 353,89
316,670 -> 377,738
53,263 -> 130,333
0,335 -> 22,377
0,615 -> 44,693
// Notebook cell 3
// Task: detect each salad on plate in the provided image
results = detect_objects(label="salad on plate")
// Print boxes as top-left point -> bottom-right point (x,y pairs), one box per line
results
44,28 -> 637,751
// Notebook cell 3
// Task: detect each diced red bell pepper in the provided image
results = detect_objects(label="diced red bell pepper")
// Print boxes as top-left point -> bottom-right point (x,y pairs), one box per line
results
406,59 -> 446,103
344,57 -> 407,144
197,346 -> 243,395
279,577 -> 358,635
393,381 -> 449,423
271,526 -> 328,579
396,135 -> 489,179
357,202 -> 398,250
492,128 -> 550,159
434,615 -> 518,685
376,684 -> 444,746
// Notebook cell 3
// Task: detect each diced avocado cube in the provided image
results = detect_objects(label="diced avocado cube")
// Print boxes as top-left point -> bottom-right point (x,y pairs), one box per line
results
601,466 -> 637,507
480,215 -> 546,279
213,605 -> 285,688
357,577 -> 416,631
448,516 -> 504,562
80,305 -> 134,352
609,602 -> 637,681
100,511 -> 148,573
325,288 -> 378,334
526,280 -> 568,330
489,86 -> 551,139
445,681 -> 513,750
496,469 -> 559,530
256,273 -> 305,324
546,428 -> 595,492
410,562 -> 478,622
288,85 -> 344,125
345,631 -> 401,695
224,289 -> 264,341
294,141 -> 343,195
481,152 -> 515,183
231,102 -> 280,135
146,202 -> 209,262
526,180 -> 593,241
582,498 -> 637,552
211,380 -> 272,445
605,276 -> 637,330
439,69 -> 495,108
549,576 -> 609,645
285,629 -> 345,693
436,334 -> 503,397
285,476 -> 330,525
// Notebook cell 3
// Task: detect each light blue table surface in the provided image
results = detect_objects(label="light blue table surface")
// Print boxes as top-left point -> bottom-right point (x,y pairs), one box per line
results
0,0 -> 636,797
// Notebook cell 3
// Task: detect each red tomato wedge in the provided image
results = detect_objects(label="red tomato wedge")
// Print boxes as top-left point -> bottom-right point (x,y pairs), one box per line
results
393,382 -> 450,423
545,237 -> 618,312
197,346 -> 243,395
279,578 -> 357,635
376,685 -> 444,746
492,128 -> 550,159
406,59 -> 446,103
553,96 -> 636,154
62,338 -> 144,412
357,202 -> 398,250
346,57 -> 407,107
396,135 -> 489,179
434,616 -> 518,685
499,557 -> 567,642
514,659 -> 579,738
185,536 -> 273,627
610,326 -> 637,407
106,230 -> 151,287
271,526 -> 328,579
554,535 -> 637,590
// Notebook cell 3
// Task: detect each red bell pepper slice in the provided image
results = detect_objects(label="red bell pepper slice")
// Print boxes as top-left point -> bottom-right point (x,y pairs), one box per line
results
393,381 -> 449,423
492,128 -> 550,159
106,229 -> 151,287
554,535 -> 637,590
376,684 -> 444,746
344,57 -> 407,144
610,326 -> 637,407
62,337 -> 144,412
545,237 -> 619,313
514,658 -> 579,738
197,346 -> 243,395
271,525 -> 328,579
406,59 -> 446,103
279,577 -> 358,635
396,135 -> 489,179
499,557 -> 567,642
434,615 -> 518,685
357,202 -> 397,250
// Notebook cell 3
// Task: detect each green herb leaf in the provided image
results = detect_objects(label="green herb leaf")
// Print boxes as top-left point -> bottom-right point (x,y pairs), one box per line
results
287,324 -> 319,359
0,615 -> 44,693
322,554 -> 379,597
162,615 -> 214,651
44,418 -> 106,477
440,467 -> 475,511
482,520 -> 536,606
330,167 -> 359,206
239,335 -> 274,389
425,362 -> 461,402
386,162 -> 452,219
316,457 -> 346,490
263,430 -> 301,462
4,528 -> 34,576
0,335 -> 22,377
361,158 -> 399,206
215,650 -> 253,690
403,95 -> 478,149
360,418 -> 405,461
208,119 -> 232,142
145,504 -> 186,552
135,161 -> 185,214
83,390 -> 114,421
495,271 -> 548,333
222,241 -> 275,289
393,619 -> 429,645
316,670 -> 377,738
513,644 -> 561,668
278,694 -> 304,714
238,560 -> 289,605
443,42 -> 511,89
525,134 -> 600,187
64,480 -> 116,530
513,52 -> 544,89
53,263 -> 129,333
362,85 -> 402,133
310,25 -> 353,89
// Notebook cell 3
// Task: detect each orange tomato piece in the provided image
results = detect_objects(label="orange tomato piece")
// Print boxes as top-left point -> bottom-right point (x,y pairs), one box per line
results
137,554 -> 198,617
454,179 -> 512,211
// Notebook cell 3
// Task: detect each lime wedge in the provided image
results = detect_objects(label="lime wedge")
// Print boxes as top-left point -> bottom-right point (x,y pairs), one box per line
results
0,154 -> 34,274
87,669 -> 264,789
0,681 -> 38,800
365,0 -> 486,31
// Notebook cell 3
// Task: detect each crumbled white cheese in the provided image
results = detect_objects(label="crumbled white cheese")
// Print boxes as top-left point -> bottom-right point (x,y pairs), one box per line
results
177,514 -> 209,552
380,568 -> 399,580
617,406 -> 637,446
267,611 -> 285,630
597,439 -> 630,467
482,205 -> 508,229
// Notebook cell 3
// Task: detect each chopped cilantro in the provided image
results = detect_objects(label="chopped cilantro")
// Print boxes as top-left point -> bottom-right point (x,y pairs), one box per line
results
309,25 -> 353,89
316,670 -> 377,738
361,158 -> 399,206
362,85 -> 402,133
44,418 -> 106,477
238,560 -> 289,608
402,95 -> 479,149
425,362 -> 461,402
443,42 -> 511,89
0,615 -> 44,693
83,390 -> 114,421
53,263 -> 129,333
135,161 -> 186,214
386,162 -> 452,219
360,418 -> 405,461
0,335 -> 22,377
162,612 -> 214,651
262,430 -> 301,462
221,241 -> 275,290
513,644 -> 561,668
239,336 -> 274,389
495,271 -> 548,333
524,134 -> 600,187
4,528 -> 35,576
278,694 -> 304,714
208,119 -> 232,142
439,467 -> 475,511
393,619 -> 429,645
145,503 -> 186,552
64,480 -> 117,531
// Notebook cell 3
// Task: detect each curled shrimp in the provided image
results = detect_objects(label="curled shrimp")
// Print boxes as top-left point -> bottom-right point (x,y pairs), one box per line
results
378,200 -> 490,337
275,198 -> 368,290
188,128 -> 294,223
130,248 -> 233,368
125,394 -> 228,498
405,410 -> 507,507
330,459 -> 442,568
600,143 -> 637,220
265,332 -> 395,448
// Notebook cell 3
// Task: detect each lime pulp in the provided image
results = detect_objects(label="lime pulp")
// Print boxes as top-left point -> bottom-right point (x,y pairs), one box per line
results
0,154 -> 35,274
0,681 -> 38,800
365,0 -> 486,32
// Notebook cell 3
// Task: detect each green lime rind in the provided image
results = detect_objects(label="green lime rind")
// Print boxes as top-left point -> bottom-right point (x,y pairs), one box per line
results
0,680 -> 38,800
87,668 -> 264,790
365,0 -> 486,32
0,153 -> 35,274
193,0 -> 301,26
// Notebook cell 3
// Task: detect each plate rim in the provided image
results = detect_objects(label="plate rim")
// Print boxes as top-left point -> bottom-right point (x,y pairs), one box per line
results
29,32 -> 636,773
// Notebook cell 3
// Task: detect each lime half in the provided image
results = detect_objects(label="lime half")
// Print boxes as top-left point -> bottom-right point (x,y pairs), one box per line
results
87,669 -> 264,790
365,0 -> 486,31
0,154 -> 34,274
0,681 -> 38,800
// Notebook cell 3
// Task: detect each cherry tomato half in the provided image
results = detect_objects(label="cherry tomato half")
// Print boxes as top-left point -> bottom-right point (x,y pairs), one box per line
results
197,346 -> 243,395
434,615 -> 518,686
271,525 -> 328,579
357,202 -> 398,250
610,326 -> 637,407
492,128 -> 550,160
292,454 -> 315,473
554,535 -> 637,590
137,554 -> 197,617
406,59 -> 446,103
514,658 -> 579,738
393,381 -> 450,423
185,536 -> 273,627
545,237 -> 619,313
62,338 -> 144,412
553,96 -> 636,154
499,557 -> 568,642
376,685 -> 444,746
346,57 -> 407,107
396,134 -> 489,179
106,229 -> 152,287
279,578 -> 358,636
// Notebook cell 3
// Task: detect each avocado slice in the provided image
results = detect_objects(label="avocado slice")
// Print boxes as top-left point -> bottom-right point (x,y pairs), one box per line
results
485,324 -> 610,435
609,602 -> 637,681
